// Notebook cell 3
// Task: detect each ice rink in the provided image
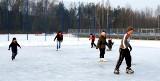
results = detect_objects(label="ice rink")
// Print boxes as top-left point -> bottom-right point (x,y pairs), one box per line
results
0,34 -> 160,81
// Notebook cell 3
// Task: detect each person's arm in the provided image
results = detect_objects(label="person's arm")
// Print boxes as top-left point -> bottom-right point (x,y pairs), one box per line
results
128,43 -> 132,51
96,38 -> 101,49
54,35 -> 58,41
8,43 -> 12,50
17,43 -> 21,48
111,41 -> 114,45
110,40 -> 114,45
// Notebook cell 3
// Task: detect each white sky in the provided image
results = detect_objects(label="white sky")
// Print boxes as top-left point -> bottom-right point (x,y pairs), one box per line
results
61,0 -> 160,11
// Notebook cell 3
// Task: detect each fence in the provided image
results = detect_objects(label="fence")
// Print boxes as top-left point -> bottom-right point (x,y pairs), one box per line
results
68,28 -> 160,40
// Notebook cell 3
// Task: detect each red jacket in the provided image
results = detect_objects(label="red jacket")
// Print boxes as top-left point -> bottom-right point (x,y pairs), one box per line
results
90,36 -> 95,41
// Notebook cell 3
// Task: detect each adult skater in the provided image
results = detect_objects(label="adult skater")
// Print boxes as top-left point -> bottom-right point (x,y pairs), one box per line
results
96,31 -> 108,62
54,31 -> 63,50
89,34 -> 96,48
114,26 -> 134,74
8,37 -> 21,60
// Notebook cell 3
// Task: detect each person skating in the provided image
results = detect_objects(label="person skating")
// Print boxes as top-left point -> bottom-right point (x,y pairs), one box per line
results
107,38 -> 114,51
8,37 -> 21,60
114,27 -> 134,74
89,34 -> 96,48
54,31 -> 63,51
96,31 -> 108,62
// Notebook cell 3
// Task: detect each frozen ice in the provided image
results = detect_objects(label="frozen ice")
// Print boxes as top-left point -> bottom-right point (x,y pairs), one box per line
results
0,34 -> 160,81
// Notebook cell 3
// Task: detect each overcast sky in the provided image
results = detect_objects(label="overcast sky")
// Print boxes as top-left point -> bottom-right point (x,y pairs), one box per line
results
61,0 -> 160,11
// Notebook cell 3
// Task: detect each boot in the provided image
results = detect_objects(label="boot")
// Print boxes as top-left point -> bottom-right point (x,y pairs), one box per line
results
101,58 -> 106,62
126,68 -> 134,74
98,58 -> 102,62
114,69 -> 120,74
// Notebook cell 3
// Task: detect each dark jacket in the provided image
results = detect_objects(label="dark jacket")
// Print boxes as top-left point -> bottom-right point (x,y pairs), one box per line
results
89,35 -> 95,41
9,41 -> 21,53
108,39 -> 114,47
96,35 -> 108,49
120,33 -> 131,49
54,33 -> 63,41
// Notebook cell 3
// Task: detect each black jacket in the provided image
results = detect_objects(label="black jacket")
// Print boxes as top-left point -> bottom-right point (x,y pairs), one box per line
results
9,42 -> 21,53
54,34 -> 63,41
108,40 -> 114,47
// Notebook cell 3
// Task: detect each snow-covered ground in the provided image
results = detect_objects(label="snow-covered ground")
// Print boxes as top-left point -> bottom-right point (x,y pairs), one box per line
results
0,34 -> 160,81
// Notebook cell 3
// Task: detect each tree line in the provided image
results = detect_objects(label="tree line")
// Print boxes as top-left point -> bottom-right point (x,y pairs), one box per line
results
0,0 -> 160,34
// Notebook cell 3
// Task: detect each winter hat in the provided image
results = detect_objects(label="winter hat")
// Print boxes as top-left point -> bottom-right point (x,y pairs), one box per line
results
127,26 -> 133,32
13,37 -> 16,40
101,32 -> 106,37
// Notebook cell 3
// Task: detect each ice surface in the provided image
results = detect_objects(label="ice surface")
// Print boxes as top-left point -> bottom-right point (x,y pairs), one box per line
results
0,34 -> 160,81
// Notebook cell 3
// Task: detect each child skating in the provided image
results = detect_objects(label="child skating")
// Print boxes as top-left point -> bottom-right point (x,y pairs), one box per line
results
96,31 -> 108,62
8,37 -> 21,60
114,27 -> 134,74
89,34 -> 96,48
106,38 -> 114,51
54,31 -> 63,51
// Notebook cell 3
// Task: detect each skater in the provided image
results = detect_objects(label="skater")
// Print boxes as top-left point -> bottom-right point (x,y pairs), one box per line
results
96,31 -> 108,62
8,37 -> 21,60
114,26 -> 134,74
89,34 -> 96,48
54,31 -> 63,50
107,38 -> 114,51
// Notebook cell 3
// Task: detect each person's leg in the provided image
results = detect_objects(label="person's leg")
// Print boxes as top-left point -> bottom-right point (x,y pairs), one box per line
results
91,42 -> 93,48
93,40 -> 96,47
125,49 -> 134,73
114,48 -> 125,74
57,40 -> 59,50
115,49 -> 125,69
101,48 -> 105,61
99,48 -> 105,62
125,49 -> 131,68
12,52 -> 16,60
99,48 -> 103,58
59,41 -> 61,48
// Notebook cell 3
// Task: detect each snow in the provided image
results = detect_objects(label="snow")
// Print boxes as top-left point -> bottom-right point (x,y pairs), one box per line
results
0,34 -> 160,81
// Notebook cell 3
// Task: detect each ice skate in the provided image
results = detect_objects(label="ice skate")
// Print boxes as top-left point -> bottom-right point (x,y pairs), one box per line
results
101,58 -> 106,62
114,69 -> 120,74
98,58 -> 102,62
11,57 -> 15,61
126,68 -> 134,74
106,49 -> 111,51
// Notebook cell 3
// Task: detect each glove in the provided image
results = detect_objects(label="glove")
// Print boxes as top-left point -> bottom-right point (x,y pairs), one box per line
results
128,46 -> 132,51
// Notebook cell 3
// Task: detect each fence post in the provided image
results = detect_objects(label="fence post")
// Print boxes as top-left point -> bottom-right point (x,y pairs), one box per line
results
155,29 -> 156,40
6,0 -> 9,41
117,29 -> 119,39
138,28 -> 141,40
26,0 -> 29,40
